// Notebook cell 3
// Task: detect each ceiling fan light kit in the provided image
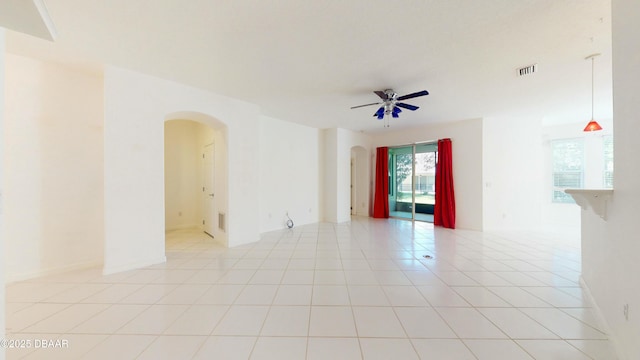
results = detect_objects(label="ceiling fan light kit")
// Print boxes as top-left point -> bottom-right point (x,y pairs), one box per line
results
350,88 -> 429,127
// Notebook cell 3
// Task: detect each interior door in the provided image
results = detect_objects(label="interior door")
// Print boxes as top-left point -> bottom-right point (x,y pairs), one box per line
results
203,143 -> 215,237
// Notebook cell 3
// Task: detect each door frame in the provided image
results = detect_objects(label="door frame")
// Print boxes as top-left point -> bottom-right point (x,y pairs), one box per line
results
351,156 -> 357,215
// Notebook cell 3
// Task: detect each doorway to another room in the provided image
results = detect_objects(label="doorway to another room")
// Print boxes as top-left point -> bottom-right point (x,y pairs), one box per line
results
388,142 -> 437,222
164,118 -> 227,246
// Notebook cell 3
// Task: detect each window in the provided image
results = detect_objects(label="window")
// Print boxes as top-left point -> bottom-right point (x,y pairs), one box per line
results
552,138 -> 584,203
603,135 -> 614,188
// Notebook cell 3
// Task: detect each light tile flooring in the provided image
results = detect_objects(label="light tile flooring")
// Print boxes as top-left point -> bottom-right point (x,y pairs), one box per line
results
5,217 -> 618,359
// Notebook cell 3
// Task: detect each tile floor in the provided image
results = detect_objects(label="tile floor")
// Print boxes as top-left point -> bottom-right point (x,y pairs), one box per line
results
4,217 -> 618,359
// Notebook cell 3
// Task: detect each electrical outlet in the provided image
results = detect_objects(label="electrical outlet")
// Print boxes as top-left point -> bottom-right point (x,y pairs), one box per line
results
624,304 -> 629,321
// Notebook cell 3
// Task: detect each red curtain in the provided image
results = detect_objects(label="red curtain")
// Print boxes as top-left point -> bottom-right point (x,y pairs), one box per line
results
373,147 -> 389,218
434,138 -> 456,228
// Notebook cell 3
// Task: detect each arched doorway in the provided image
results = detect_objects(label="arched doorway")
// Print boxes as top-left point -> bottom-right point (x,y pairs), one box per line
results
164,112 -> 228,246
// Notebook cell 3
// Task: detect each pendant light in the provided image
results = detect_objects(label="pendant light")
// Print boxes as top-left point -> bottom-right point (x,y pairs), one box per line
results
583,53 -> 603,132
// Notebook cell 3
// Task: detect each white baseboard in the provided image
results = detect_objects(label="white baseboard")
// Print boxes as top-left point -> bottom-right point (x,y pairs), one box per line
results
6,259 -> 103,284
102,256 -> 167,275
580,276 -> 625,360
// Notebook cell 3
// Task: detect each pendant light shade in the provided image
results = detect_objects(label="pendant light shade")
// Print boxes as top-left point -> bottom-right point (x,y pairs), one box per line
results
584,53 -> 603,132
583,120 -> 603,131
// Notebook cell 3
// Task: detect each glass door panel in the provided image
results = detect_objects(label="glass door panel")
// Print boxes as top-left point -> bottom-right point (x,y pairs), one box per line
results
388,146 -> 414,220
388,143 -> 437,222
414,143 -> 437,222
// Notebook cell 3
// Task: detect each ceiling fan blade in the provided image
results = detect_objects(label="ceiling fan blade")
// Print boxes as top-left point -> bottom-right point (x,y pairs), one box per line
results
374,107 -> 384,119
350,102 -> 381,109
374,90 -> 388,100
397,90 -> 429,101
396,102 -> 419,111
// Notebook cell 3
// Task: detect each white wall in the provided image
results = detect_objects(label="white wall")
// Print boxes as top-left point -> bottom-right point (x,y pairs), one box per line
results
1,27 -> 6,360
259,116 -> 320,232
3,53 -> 104,282
372,118 -> 483,230
322,129 -> 338,222
483,115 -> 613,233
483,116 -> 544,231
322,128 -> 372,223
580,1 -> 640,358
541,121 -> 612,232
103,66 -> 260,274
164,121 -> 200,230
351,146 -> 369,216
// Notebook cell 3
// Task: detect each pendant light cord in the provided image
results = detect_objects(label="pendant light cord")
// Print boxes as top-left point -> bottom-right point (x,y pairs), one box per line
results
591,56 -> 595,121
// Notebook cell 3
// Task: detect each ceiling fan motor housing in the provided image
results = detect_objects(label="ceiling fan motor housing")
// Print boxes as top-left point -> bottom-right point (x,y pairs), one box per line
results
384,89 -> 398,100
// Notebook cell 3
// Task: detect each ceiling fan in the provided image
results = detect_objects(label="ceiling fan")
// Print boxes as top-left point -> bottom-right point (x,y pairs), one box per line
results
350,89 -> 429,120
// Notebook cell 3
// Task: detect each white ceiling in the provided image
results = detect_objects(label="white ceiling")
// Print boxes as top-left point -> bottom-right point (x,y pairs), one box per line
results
0,0 -> 56,41
5,0 -> 613,133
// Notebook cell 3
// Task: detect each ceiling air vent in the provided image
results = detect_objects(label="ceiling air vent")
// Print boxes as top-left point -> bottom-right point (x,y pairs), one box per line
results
517,64 -> 537,76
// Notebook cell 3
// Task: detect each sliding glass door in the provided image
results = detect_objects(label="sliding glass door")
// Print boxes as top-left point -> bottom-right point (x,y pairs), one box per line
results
388,146 -> 414,220
388,142 -> 437,222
